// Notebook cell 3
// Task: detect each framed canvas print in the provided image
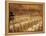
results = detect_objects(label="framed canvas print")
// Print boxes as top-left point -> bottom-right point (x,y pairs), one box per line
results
5,1 -> 45,36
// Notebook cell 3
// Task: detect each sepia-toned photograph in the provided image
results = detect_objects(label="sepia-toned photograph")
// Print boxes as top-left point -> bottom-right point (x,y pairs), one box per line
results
5,1 -> 45,35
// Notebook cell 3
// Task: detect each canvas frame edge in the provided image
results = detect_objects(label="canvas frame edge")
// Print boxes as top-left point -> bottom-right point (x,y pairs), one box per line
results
5,1 -> 45,35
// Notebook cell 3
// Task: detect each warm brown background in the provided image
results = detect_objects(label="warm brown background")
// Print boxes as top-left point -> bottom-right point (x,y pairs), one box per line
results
9,3 -> 43,16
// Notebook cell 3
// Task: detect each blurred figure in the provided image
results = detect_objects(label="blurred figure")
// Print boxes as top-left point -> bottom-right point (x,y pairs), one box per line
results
9,12 -> 15,32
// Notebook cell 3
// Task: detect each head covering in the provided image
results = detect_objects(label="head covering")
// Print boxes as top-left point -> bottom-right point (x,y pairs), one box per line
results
9,12 -> 15,16
9,12 -> 15,21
